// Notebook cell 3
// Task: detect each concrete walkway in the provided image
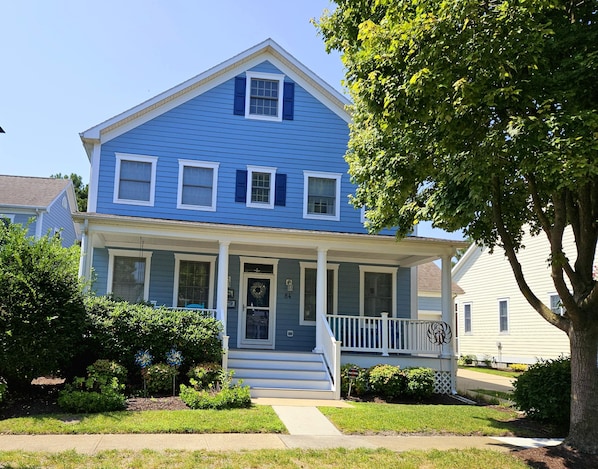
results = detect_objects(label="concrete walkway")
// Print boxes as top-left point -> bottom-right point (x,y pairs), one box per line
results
0,396 -> 562,454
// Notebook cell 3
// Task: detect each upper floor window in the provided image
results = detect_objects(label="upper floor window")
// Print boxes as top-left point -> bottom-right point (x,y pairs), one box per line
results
498,298 -> 509,333
114,153 -> 157,206
360,266 -> 397,317
234,72 -> 294,121
303,171 -> 342,221
177,160 -> 219,211
107,249 -> 152,303
463,303 -> 472,333
235,168 -> 286,208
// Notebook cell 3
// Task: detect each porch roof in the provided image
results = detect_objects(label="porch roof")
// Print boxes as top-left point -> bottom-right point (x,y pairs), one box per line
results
75,212 -> 468,267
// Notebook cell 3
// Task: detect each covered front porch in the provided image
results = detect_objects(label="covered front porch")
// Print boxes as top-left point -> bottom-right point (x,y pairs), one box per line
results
77,213 -> 463,399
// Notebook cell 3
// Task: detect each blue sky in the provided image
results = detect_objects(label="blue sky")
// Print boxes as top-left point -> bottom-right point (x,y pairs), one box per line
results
0,0 -> 463,240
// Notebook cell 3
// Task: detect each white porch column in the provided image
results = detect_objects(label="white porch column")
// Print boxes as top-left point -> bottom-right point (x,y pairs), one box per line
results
313,247 -> 328,353
216,241 -> 230,335
441,254 -> 457,392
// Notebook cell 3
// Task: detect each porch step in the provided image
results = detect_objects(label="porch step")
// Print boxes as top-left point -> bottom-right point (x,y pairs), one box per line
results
227,349 -> 336,400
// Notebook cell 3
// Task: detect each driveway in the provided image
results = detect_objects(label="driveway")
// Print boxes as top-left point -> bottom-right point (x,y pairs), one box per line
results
456,368 -> 515,394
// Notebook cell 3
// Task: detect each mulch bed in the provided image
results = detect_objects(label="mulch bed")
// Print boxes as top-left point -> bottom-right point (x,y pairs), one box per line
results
2,380 -> 597,469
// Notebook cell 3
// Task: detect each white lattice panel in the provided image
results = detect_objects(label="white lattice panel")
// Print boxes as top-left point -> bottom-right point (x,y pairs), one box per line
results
434,370 -> 452,394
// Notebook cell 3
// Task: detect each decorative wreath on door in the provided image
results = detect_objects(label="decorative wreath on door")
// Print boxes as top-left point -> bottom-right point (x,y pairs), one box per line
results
250,281 -> 267,300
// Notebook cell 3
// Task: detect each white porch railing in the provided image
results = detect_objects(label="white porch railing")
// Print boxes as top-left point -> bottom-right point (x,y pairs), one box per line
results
317,312 -> 341,399
327,313 -> 445,356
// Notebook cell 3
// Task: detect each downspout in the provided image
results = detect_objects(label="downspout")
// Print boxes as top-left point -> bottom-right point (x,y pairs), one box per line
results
35,209 -> 44,239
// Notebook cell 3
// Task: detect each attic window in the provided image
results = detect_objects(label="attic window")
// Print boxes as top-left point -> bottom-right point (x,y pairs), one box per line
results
114,153 -> 157,206
234,72 -> 294,121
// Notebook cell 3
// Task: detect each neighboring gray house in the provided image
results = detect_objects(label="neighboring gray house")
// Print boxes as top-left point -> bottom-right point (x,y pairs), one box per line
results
0,175 -> 79,247
418,262 -> 464,321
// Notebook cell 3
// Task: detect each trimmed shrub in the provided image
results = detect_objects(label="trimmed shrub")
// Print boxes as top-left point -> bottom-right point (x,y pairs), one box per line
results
512,357 -> 570,429
58,359 -> 126,413
368,364 -> 407,399
508,363 -> 528,373
187,362 -> 222,390
83,296 -> 223,379
404,367 -> 435,399
340,363 -> 369,397
145,363 -> 178,394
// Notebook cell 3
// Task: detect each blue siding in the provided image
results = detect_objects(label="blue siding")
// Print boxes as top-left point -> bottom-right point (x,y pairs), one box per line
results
43,194 -> 77,247
11,213 -> 38,238
94,61 -> 379,234
419,296 -> 442,313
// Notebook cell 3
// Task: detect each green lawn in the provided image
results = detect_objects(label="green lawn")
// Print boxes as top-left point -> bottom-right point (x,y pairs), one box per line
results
319,402 -> 534,436
0,406 -> 286,435
0,448 -> 529,469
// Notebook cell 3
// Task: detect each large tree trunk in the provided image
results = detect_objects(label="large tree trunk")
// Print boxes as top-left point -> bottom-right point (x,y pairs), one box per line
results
565,322 -> 598,453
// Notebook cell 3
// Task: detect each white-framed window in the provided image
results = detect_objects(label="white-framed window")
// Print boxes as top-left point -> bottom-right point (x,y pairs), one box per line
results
299,262 -> 339,325
107,249 -> 152,303
245,71 -> 284,121
173,254 -> 216,308
359,266 -> 397,317
549,293 -> 565,316
247,166 -> 276,209
177,160 -> 219,211
113,153 -> 158,206
498,298 -> 509,333
463,302 -> 472,333
303,171 -> 342,221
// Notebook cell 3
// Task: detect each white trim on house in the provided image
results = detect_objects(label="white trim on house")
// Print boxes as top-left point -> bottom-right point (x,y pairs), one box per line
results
359,265 -> 398,317
244,71 -> 285,122
299,261 -> 339,326
172,253 -> 217,308
113,153 -> 158,207
176,160 -> 219,211
79,39 -> 351,160
246,165 -> 277,209
302,170 -> 342,221
107,248 -> 153,302
498,298 -> 510,334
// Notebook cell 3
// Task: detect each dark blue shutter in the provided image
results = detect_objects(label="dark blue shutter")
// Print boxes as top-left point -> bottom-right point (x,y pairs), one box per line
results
282,82 -> 294,120
274,173 -> 287,206
234,76 -> 246,116
235,170 -> 247,202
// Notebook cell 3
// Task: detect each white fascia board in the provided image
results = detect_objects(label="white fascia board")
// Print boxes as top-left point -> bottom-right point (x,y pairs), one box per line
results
79,39 -> 351,156
452,243 -> 482,280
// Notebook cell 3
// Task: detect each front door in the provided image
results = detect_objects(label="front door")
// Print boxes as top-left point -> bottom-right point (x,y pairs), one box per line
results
240,273 -> 275,348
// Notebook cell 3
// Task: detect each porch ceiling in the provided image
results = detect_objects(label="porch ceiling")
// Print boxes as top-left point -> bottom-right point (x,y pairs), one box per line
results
76,213 -> 468,267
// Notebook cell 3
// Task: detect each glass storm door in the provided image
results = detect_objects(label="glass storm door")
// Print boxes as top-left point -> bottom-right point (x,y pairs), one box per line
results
241,274 -> 275,348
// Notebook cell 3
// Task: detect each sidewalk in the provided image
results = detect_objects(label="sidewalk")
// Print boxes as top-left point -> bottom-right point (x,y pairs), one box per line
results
0,397 -> 562,454
457,368 -> 515,394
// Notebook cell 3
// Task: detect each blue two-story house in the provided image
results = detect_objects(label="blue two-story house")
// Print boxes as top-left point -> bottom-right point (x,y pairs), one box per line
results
76,39 -> 463,399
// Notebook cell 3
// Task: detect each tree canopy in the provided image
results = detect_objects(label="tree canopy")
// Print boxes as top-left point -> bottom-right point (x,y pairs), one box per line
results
317,0 -> 598,452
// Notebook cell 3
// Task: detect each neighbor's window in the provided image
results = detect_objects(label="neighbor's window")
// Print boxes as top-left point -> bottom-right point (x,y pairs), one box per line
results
114,153 -> 157,205
464,303 -> 472,333
549,294 -> 565,315
303,171 -> 342,221
177,160 -> 219,211
498,299 -> 509,333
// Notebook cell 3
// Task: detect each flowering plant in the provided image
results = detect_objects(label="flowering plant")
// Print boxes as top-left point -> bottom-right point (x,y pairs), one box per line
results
166,348 -> 183,368
134,349 -> 153,369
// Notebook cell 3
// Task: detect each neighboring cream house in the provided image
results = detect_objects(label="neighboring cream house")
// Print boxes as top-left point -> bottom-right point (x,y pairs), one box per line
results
452,231 -> 575,366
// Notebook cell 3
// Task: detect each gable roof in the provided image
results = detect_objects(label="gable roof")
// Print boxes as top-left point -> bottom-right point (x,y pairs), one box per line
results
0,175 -> 75,211
80,38 -> 351,159
418,261 -> 464,295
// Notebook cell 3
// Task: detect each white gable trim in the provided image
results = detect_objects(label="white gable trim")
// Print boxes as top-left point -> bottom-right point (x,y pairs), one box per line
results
80,39 -> 351,157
